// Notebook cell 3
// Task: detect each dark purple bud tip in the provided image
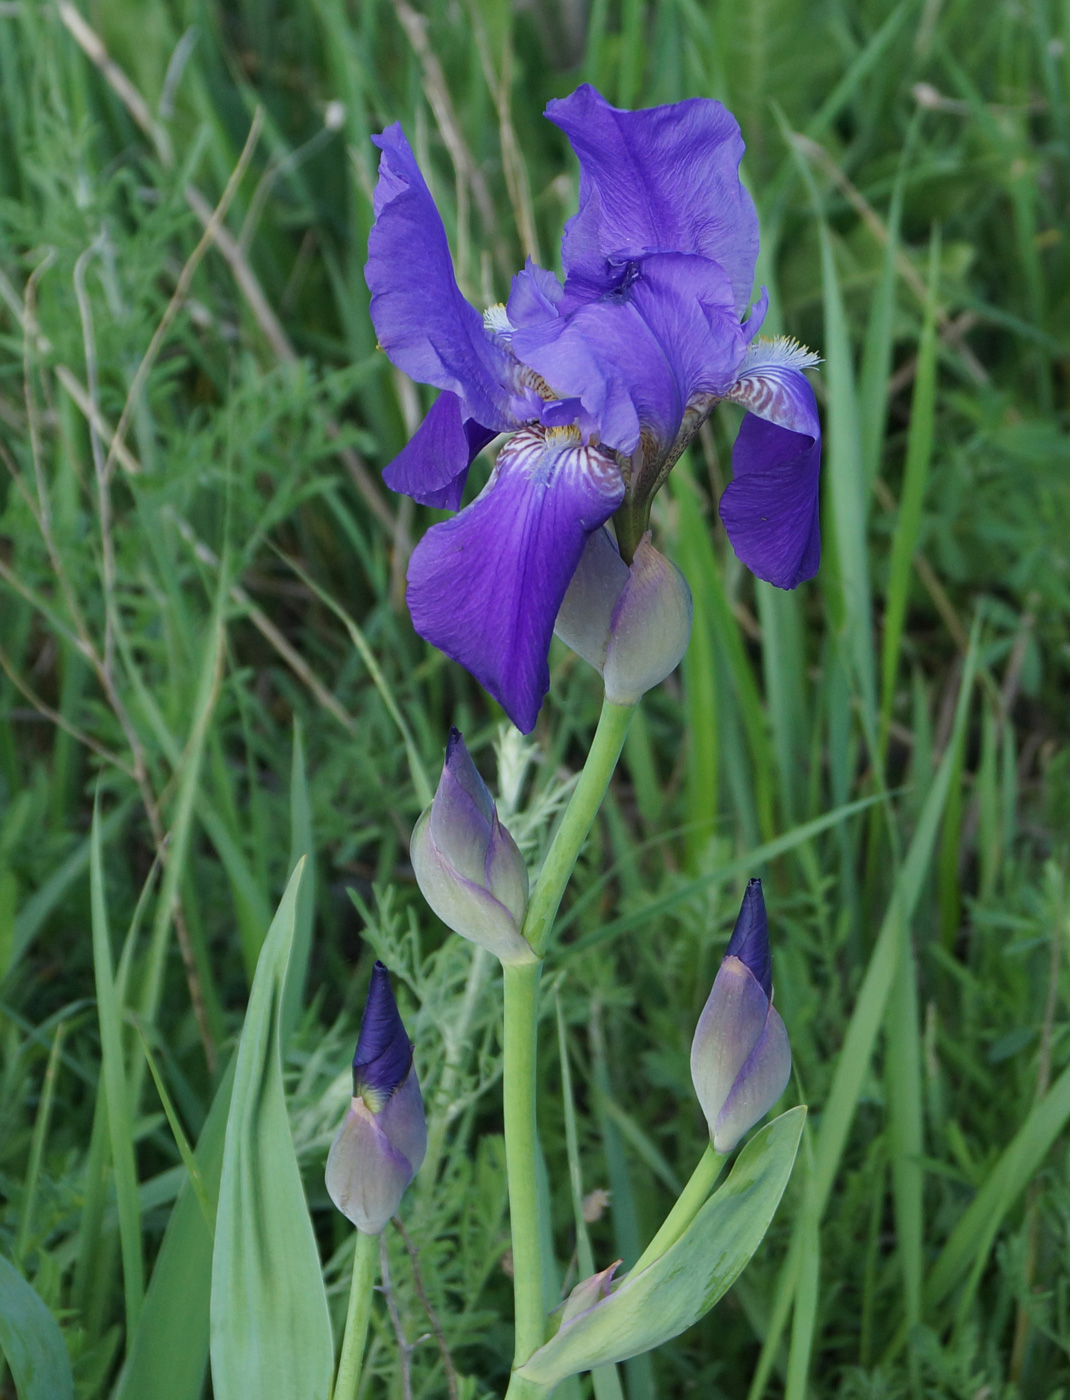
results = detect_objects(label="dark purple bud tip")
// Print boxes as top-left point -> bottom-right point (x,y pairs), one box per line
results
725,879 -> 772,998
353,962 -> 414,1111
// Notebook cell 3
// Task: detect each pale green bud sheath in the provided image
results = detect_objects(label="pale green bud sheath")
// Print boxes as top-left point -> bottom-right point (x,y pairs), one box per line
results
410,729 -> 535,965
555,529 -> 693,705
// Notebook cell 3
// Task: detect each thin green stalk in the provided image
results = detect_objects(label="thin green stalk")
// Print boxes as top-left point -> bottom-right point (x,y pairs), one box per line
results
524,700 -> 635,959
628,1144 -> 725,1277
504,960 -> 545,1369
334,1229 -> 379,1400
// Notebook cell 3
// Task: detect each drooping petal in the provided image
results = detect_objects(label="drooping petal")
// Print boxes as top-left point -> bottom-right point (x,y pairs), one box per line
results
513,252 -> 742,455
724,337 -> 821,437
690,956 -> 769,1138
724,879 -> 772,998
406,427 -> 624,732
719,413 -> 821,590
325,1099 -> 414,1234
353,961 -> 413,1108
382,391 -> 497,510
367,125 -> 515,431
546,85 -> 759,315
713,1003 -> 791,1153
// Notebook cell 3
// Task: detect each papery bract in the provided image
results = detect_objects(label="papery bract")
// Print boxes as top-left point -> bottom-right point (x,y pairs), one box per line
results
410,729 -> 533,964
555,530 -> 692,704
690,880 -> 791,1153
325,962 -> 426,1235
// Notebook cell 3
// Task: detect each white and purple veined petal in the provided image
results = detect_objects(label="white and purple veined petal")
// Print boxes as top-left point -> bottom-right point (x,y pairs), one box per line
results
406,426 -> 625,734
326,962 -> 427,1234
366,125 -> 517,436
545,85 -> 760,318
690,881 -> 791,1154
720,337 -> 823,590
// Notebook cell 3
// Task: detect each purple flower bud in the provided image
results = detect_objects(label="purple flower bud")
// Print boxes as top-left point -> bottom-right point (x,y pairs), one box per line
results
690,880 -> 791,1153
410,730 -> 534,965
554,530 -> 692,704
326,962 -> 427,1234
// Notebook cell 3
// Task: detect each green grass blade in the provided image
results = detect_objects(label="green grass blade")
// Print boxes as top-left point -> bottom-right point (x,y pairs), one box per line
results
90,802 -> 145,1345
210,860 -> 333,1400
879,232 -> 941,766
750,623 -> 980,1400
282,717 -> 315,1042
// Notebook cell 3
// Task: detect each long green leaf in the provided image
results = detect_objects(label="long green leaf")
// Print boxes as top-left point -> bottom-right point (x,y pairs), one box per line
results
114,1060 -> 235,1400
518,1108 -> 805,1386
0,1253 -> 74,1400
209,861 -> 333,1400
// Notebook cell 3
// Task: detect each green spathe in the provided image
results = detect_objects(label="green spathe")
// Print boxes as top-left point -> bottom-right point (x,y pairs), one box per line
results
516,1107 -> 805,1387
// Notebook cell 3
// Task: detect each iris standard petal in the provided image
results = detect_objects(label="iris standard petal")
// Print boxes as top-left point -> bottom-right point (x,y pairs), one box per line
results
382,391 -> 496,510
367,125 -> 515,431
512,252 -> 742,455
406,426 -> 624,733
713,1003 -> 791,1153
725,878 -> 772,998
546,85 -> 759,315
353,961 -> 413,1108
719,412 -> 821,590
506,259 -> 564,329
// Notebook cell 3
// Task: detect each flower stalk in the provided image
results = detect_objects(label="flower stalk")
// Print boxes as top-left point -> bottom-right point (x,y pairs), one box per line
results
627,1145 -> 726,1277
502,697 -> 635,1383
524,699 -> 636,959
503,960 -> 545,1369
333,1229 -> 379,1400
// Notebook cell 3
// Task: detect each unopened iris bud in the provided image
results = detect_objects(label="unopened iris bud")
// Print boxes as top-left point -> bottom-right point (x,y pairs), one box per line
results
326,961 -> 427,1234
690,880 -> 791,1153
555,530 -> 692,705
410,729 -> 534,965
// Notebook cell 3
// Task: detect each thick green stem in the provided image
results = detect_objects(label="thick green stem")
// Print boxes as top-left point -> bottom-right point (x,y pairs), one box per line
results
628,1144 -> 725,1277
502,697 -> 636,1388
503,960 -> 544,1368
524,700 -> 635,959
333,1228 -> 379,1400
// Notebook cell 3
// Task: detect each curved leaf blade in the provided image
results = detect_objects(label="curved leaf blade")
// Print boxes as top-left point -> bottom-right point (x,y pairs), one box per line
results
518,1107 -> 806,1386
0,1253 -> 74,1400
209,861 -> 333,1400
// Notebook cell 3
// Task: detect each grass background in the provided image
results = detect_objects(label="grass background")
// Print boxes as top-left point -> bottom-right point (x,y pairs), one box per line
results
1,0 -> 1068,1396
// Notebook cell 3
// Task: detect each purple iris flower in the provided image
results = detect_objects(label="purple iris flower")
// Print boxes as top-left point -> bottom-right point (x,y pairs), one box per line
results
367,85 -> 821,733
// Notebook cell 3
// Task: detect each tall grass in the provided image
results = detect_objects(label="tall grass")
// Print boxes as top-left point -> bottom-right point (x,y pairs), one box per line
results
0,0 -> 1068,1396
